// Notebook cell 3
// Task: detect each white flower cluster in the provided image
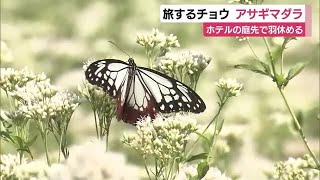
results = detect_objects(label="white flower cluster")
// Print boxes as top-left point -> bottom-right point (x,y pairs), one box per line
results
122,114 -> 198,165
78,80 -> 108,100
175,164 -> 231,180
0,154 -> 47,180
10,79 -> 58,103
154,51 -> 212,77
228,0 -> 253,4
1,67 -> 79,127
1,41 -> 13,63
14,82 -> 78,121
137,28 -> 180,54
215,78 -> 243,97
46,141 -> 141,180
0,154 -> 26,179
269,155 -> 320,180
0,68 -> 36,93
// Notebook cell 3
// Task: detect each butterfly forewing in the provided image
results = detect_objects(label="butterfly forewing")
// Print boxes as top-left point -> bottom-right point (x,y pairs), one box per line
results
137,67 -> 206,113
85,59 -> 129,97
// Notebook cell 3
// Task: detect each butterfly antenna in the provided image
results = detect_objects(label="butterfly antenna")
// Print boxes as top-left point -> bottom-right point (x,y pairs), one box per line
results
108,41 -> 131,58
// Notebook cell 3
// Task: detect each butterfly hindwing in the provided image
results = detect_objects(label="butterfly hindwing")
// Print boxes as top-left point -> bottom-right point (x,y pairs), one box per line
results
119,73 -> 158,123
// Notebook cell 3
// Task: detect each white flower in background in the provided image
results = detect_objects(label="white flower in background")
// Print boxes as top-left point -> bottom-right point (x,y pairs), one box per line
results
2,67 -> 79,123
78,80 -> 108,99
175,164 -> 198,179
215,78 -> 243,97
137,28 -> 180,53
0,41 -> 13,63
10,75 -> 78,121
10,79 -> 58,103
154,51 -> 211,89
175,164 -> 231,180
155,51 -> 211,76
268,155 -> 320,180
204,167 -> 232,180
0,154 -> 26,179
122,114 -> 198,165
14,160 -> 48,180
0,68 -> 36,93
0,154 -> 47,180
46,141 -> 142,180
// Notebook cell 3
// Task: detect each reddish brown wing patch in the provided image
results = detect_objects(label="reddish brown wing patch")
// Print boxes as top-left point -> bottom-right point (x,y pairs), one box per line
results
117,98 -> 158,124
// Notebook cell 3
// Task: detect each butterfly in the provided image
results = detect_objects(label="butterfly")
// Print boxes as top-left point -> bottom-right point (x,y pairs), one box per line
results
85,58 -> 206,124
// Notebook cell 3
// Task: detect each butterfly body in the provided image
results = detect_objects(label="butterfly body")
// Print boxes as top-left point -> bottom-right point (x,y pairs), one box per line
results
85,58 -> 206,124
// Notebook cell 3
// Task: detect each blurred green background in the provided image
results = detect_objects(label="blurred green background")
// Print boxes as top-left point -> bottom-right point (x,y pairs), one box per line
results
1,0 -> 319,179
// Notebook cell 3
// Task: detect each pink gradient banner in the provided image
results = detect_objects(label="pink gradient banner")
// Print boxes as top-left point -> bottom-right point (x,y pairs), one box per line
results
203,22 -> 306,37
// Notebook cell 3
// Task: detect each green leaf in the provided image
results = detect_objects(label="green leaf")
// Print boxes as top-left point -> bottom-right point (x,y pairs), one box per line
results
234,64 -> 268,75
11,135 -> 24,148
185,153 -> 208,162
0,131 -> 15,143
27,135 -> 38,146
197,161 -> 209,179
216,119 -> 225,134
194,131 -> 211,148
257,60 -> 271,75
287,63 -> 305,80
282,37 -> 297,49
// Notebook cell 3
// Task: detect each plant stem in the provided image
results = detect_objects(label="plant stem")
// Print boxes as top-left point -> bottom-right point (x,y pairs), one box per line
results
155,157 -> 158,179
278,88 -> 320,169
147,50 -> 152,69
18,151 -> 23,164
185,101 -> 226,160
207,117 -> 220,163
143,158 -> 152,180
58,134 -> 62,162
38,121 -> 51,165
92,107 -> 99,140
246,39 -> 261,61
263,37 -> 277,76
280,49 -> 284,74
43,132 -> 51,166
105,120 -> 111,152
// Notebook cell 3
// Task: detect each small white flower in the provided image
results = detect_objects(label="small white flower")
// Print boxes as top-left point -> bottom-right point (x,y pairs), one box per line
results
136,28 -> 180,51
0,68 -> 36,93
175,164 -> 198,179
215,78 -> 243,97
47,141 -> 142,180
176,165 -> 231,180
0,154 -> 47,179
202,167 -> 231,180
154,51 -> 212,86
270,156 -> 320,180
14,160 -> 48,179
